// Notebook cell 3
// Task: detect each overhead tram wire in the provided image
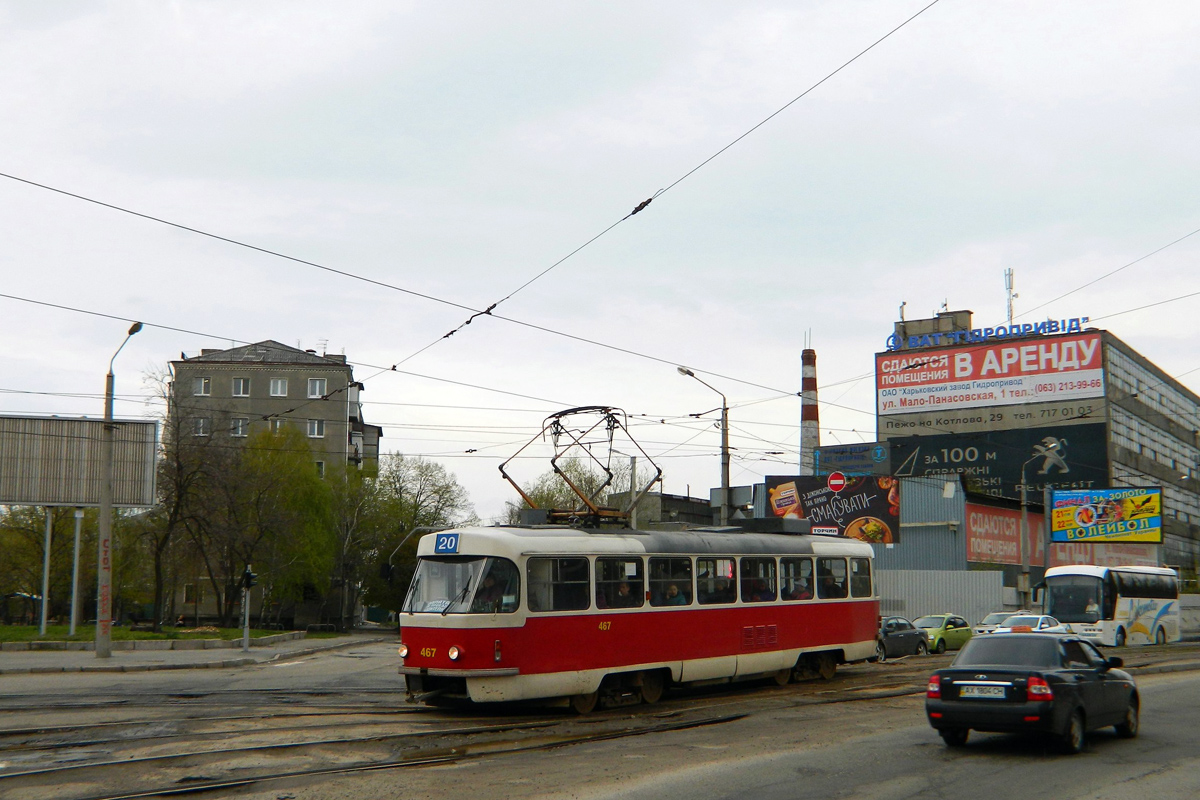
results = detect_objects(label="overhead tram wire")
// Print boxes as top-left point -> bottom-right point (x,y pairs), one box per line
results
1014,223 -> 1200,322
389,0 -> 943,369
0,4 -> 942,393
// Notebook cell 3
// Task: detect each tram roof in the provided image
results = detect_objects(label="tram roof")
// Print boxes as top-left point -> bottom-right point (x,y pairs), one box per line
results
416,525 -> 875,559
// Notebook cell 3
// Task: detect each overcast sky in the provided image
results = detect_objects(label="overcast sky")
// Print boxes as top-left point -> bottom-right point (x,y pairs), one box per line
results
3,1 -> 1199,521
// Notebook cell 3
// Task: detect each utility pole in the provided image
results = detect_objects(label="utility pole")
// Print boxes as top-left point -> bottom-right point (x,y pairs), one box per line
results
677,367 -> 730,525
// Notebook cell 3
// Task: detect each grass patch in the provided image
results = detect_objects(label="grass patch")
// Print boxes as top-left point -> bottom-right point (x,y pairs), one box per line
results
0,624 -> 296,643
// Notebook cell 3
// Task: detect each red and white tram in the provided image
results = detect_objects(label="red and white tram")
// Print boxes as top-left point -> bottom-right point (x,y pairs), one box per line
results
398,523 -> 878,711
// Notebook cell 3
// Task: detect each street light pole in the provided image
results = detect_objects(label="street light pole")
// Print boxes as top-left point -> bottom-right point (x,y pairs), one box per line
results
97,322 -> 142,658
1018,454 -> 1041,610
678,367 -> 730,526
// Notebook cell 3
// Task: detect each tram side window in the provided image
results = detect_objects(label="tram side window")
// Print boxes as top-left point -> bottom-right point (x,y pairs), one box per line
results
816,557 -> 848,599
526,557 -> 590,612
596,557 -> 644,609
697,557 -> 737,605
780,557 -> 814,601
850,557 -> 872,598
649,557 -> 692,606
740,557 -> 777,602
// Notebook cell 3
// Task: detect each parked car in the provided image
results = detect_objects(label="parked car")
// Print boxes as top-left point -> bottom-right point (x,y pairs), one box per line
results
914,613 -> 974,654
875,616 -> 929,661
926,632 -> 1139,753
990,614 -> 1068,635
973,610 -> 1031,636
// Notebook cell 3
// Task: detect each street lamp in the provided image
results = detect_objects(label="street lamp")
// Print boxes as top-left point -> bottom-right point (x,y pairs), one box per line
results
677,367 -> 730,526
96,321 -> 142,658
1019,454 -> 1041,610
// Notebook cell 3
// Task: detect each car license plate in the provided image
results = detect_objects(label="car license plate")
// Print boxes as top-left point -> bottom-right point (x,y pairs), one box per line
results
959,685 -> 1006,699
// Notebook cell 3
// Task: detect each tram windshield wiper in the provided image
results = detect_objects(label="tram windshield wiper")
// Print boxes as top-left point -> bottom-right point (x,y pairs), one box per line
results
443,574 -> 473,616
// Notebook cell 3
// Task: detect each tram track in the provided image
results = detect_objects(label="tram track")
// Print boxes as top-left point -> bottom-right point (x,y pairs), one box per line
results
0,709 -> 742,800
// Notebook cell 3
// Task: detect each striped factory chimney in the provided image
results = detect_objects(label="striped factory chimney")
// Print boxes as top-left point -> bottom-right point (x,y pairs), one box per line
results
799,348 -> 820,476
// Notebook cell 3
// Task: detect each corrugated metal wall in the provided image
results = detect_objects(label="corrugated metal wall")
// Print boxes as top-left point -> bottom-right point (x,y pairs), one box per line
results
870,478 -> 967,570
876,569 -> 1004,626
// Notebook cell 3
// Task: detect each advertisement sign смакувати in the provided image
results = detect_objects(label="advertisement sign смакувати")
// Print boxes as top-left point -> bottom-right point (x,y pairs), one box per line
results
765,475 -> 900,544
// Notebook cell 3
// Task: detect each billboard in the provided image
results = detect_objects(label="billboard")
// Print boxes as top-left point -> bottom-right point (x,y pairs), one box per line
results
965,501 -> 1160,566
876,332 -> 1104,416
889,423 -> 1108,502
877,399 -> 1105,439
813,442 -> 890,476
765,475 -> 900,543
0,414 -> 158,507
1049,487 -> 1163,544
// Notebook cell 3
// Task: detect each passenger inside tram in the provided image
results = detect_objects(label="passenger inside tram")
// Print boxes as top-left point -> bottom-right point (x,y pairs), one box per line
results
663,583 -> 688,605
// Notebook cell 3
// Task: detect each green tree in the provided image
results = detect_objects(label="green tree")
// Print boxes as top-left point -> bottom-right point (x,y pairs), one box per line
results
360,454 -> 477,613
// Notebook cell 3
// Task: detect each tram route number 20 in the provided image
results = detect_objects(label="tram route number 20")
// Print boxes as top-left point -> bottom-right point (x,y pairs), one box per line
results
433,533 -> 460,554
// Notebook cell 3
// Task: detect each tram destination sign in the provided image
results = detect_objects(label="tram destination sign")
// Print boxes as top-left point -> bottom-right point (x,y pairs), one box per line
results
875,332 -> 1104,416
889,422 -> 1108,502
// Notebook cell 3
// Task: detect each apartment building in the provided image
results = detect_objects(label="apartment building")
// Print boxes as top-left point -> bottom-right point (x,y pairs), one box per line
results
170,341 -> 382,473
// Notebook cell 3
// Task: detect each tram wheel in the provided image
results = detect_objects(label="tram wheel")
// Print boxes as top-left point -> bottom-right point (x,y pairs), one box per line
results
773,668 -> 792,687
570,691 -> 599,714
816,653 -> 837,681
640,671 -> 666,704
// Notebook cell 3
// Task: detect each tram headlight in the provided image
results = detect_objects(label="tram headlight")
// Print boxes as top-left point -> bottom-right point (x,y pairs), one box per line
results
398,643 -> 409,658
448,646 -> 462,661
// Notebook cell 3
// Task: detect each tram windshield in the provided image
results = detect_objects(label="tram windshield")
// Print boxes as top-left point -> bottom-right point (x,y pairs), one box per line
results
403,556 -> 520,614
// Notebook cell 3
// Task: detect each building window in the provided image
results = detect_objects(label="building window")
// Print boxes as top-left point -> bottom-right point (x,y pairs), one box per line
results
232,377 -> 250,397
231,418 -> 248,438
193,418 -> 211,437
315,461 -> 325,477
270,378 -> 288,397
308,419 -> 325,438
193,376 -> 211,396
270,419 -> 285,433
183,583 -> 201,604
308,378 -> 327,398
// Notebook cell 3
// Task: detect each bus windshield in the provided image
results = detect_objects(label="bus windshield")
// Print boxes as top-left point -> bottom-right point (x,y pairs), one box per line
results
402,556 -> 520,614
1046,574 -> 1104,623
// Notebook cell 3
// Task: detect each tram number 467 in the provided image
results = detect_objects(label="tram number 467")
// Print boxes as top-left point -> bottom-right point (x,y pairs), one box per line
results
598,621 -> 612,631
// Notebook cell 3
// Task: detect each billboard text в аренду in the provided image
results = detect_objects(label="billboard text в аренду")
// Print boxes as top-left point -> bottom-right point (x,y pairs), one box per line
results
876,332 -> 1104,416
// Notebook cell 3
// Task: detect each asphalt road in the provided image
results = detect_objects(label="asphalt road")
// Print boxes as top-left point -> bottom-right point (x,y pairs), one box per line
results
4,642 -> 1199,800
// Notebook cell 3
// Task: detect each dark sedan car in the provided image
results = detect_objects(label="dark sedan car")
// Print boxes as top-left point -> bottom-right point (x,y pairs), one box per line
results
875,616 -> 929,662
925,633 -> 1138,754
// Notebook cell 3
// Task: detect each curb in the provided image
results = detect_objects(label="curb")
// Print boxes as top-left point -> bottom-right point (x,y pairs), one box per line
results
1128,660 -> 1200,676
0,636 -> 394,675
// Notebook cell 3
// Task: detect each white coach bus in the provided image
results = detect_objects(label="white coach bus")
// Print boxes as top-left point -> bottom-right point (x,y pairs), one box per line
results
1042,564 -> 1181,646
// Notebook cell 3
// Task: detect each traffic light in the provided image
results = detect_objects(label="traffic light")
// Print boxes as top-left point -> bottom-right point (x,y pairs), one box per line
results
242,566 -> 258,590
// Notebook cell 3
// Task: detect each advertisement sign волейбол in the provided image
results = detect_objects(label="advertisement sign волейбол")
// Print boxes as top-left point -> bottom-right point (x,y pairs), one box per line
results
876,332 -> 1104,417
765,475 -> 900,544
1049,487 -> 1163,544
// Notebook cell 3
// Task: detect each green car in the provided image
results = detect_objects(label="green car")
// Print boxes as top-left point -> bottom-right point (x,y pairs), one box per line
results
914,614 -> 973,654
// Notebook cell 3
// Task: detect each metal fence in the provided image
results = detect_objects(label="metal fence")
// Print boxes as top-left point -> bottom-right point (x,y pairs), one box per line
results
876,569 -> 1004,626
